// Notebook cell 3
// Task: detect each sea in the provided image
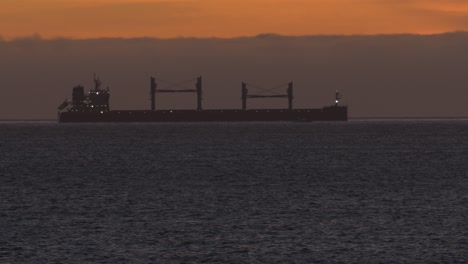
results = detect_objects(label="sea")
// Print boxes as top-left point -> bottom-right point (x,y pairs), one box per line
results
0,120 -> 467,263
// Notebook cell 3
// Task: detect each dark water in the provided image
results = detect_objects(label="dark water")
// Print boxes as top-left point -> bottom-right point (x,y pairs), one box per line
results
0,121 -> 467,263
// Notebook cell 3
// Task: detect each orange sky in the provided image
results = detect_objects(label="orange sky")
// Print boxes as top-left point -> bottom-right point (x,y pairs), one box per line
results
1,0 -> 468,39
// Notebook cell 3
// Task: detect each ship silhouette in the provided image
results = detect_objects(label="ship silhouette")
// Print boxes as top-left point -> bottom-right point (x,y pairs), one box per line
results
58,75 -> 348,122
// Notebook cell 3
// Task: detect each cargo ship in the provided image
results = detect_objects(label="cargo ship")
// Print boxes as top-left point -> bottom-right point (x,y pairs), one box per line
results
57,75 -> 348,122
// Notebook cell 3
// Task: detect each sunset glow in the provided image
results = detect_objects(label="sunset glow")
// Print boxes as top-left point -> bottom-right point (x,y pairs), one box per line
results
1,0 -> 468,39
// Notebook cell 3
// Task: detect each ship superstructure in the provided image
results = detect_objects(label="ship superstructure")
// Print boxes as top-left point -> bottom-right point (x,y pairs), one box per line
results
58,74 -> 110,114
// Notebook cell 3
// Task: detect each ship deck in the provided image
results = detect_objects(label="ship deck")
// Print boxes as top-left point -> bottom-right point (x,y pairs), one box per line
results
59,106 -> 347,122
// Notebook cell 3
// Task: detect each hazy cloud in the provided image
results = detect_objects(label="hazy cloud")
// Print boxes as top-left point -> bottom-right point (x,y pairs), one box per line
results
1,33 -> 468,119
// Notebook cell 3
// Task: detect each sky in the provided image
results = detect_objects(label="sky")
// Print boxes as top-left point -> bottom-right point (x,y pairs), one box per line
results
2,0 -> 468,39
1,1 -> 468,119
1,34 -> 468,119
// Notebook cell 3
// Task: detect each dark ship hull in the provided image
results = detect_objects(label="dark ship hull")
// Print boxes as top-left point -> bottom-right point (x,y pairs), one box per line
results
58,106 -> 348,123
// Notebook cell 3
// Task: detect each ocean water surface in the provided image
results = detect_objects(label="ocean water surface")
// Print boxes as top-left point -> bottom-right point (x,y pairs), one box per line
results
0,120 -> 467,263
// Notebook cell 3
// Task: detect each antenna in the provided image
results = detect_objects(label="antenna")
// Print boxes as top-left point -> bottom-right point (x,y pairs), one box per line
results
335,91 -> 342,106
93,73 -> 101,91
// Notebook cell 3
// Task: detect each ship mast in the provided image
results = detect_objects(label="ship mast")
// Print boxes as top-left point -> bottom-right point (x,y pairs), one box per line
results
94,73 -> 102,91
335,91 -> 342,106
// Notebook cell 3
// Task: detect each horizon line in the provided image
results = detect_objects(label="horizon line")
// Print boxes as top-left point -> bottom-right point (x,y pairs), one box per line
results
2,31 -> 468,42
2,117 -> 468,122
